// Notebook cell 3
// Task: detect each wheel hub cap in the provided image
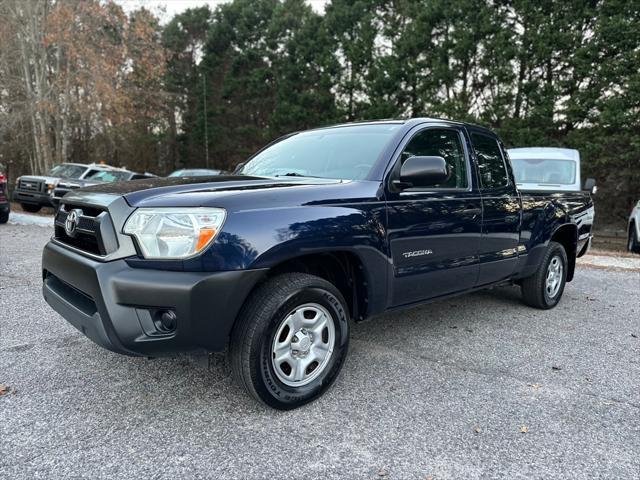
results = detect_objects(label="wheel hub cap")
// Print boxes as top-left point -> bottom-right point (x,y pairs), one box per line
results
292,329 -> 312,354
545,255 -> 563,298
271,303 -> 336,387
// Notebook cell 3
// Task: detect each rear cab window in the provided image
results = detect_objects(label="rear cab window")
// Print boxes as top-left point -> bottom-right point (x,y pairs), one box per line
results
471,133 -> 510,190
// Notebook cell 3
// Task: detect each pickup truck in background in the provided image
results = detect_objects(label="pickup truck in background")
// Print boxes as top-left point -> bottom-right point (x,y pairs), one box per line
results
42,118 -> 595,409
13,162 -> 142,212
51,169 -> 156,207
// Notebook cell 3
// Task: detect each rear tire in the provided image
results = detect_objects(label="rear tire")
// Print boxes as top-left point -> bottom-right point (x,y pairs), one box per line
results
628,226 -> 640,254
521,241 -> 568,309
0,210 -> 8,224
21,204 -> 41,213
228,273 -> 350,410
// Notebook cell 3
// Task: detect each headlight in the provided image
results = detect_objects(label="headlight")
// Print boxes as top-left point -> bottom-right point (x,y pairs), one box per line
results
123,207 -> 226,259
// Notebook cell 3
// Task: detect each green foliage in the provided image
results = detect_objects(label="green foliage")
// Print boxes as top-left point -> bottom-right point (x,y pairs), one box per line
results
3,0 -> 637,225
171,0 -> 638,223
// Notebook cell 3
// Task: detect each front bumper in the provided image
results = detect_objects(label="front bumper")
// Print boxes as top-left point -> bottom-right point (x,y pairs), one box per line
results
13,189 -> 54,207
42,241 -> 266,356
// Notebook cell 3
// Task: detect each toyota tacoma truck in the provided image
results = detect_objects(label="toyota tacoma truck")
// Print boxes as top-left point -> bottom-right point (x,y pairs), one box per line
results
42,118 -> 595,409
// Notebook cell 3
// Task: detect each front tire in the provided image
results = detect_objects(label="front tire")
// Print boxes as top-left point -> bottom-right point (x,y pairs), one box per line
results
521,241 -> 568,309
229,273 -> 350,410
0,210 -> 8,224
628,226 -> 640,254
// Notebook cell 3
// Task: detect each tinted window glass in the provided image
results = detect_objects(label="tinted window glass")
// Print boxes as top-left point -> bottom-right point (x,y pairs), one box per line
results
238,124 -> 401,180
401,129 -> 468,188
472,133 -> 509,189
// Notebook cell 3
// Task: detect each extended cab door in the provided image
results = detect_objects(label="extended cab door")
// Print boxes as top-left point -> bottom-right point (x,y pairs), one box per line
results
386,125 -> 482,307
468,129 -> 522,286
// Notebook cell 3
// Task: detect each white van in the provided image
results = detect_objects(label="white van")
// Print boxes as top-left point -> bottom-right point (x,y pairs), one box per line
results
507,147 -> 583,192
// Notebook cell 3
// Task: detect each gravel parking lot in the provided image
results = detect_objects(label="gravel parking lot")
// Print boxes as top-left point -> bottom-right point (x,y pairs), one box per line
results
1,221 -> 639,479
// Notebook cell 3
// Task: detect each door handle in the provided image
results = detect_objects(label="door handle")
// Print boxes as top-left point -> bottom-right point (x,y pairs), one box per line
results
463,205 -> 481,216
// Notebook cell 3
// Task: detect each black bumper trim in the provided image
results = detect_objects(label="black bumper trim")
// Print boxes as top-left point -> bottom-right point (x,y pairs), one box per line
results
42,241 -> 267,356
13,190 -> 53,206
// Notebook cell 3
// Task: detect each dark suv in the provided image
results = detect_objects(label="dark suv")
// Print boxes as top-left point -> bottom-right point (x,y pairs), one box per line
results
0,170 -> 9,224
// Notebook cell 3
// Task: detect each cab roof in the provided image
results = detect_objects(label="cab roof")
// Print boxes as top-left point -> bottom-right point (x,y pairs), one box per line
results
507,147 -> 580,161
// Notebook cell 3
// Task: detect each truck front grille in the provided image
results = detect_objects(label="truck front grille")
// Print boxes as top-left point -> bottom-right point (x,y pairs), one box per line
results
19,179 -> 43,192
54,203 -> 117,257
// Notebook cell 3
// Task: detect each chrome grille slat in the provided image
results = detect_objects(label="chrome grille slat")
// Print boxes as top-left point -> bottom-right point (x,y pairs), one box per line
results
54,204 -> 111,256
19,179 -> 43,192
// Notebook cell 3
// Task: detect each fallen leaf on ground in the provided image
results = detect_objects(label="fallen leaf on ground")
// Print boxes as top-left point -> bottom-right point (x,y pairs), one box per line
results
520,425 -> 529,433
528,383 -> 542,390
632,333 -> 638,338
551,366 -> 562,371
0,384 -> 11,396
474,426 -> 482,433
378,467 -> 389,477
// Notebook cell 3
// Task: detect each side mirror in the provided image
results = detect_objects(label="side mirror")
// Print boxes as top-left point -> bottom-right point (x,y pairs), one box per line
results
396,156 -> 449,189
583,177 -> 597,195
233,162 -> 246,174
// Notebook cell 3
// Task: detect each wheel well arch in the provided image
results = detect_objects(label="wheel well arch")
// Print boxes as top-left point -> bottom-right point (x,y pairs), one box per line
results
265,251 -> 369,321
550,224 -> 578,282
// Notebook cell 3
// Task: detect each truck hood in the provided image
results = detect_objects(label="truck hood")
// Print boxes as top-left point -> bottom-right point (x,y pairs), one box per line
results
75,175 -> 377,211
19,175 -> 61,185
58,179 -> 101,189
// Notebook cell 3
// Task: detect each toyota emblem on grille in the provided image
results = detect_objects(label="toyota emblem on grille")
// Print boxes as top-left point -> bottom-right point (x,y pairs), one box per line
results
64,209 -> 83,237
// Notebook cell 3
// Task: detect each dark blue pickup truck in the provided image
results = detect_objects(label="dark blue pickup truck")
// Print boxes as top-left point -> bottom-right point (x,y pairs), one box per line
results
42,118 -> 595,409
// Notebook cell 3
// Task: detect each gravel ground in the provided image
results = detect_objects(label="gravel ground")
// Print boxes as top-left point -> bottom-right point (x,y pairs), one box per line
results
1,222 -> 639,480
7,211 -> 55,227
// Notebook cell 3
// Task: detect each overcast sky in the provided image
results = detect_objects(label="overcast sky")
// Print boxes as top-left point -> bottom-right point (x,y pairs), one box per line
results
116,0 -> 329,22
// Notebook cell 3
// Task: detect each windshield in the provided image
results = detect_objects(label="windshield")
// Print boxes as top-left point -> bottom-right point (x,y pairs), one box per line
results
237,124 -> 401,180
511,158 -> 576,185
85,170 -> 131,182
48,164 -> 87,179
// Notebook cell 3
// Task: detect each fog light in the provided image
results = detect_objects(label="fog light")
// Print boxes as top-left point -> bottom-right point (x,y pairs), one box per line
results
154,310 -> 177,332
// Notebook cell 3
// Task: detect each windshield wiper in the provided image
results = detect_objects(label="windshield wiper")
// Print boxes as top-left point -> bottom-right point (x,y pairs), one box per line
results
274,172 -> 324,178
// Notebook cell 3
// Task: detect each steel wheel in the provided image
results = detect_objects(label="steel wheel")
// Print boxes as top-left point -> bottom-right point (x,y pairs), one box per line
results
271,303 -> 336,387
545,255 -> 563,298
